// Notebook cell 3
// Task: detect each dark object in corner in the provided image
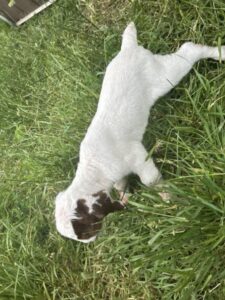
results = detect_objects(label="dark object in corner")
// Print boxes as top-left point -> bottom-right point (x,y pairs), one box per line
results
0,0 -> 56,26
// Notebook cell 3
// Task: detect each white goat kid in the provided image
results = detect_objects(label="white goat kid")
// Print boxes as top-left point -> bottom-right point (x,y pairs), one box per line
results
55,22 -> 225,243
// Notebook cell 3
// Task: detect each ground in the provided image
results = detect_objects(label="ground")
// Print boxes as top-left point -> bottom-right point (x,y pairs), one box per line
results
1,0 -> 225,299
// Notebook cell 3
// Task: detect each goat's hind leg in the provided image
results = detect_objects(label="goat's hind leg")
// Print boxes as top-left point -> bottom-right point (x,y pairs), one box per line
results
153,42 -> 225,97
177,42 -> 225,62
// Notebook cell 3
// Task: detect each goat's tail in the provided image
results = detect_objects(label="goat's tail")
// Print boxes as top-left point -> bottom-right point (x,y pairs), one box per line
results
121,22 -> 138,50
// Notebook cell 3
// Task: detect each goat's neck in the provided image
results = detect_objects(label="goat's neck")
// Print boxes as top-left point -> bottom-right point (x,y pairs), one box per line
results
69,161 -> 113,196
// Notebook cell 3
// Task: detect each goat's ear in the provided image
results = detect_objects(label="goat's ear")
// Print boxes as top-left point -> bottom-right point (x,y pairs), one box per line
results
111,201 -> 125,212
71,199 -> 102,241
92,191 -> 125,218
71,192 -> 125,241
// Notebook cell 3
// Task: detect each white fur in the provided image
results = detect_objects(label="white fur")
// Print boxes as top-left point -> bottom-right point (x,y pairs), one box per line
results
55,22 -> 225,243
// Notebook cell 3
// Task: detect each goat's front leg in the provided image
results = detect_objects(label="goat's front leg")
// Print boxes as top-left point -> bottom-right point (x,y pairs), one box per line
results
114,178 -> 129,205
137,158 -> 162,186
124,142 -> 162,186
152,42 -> 225,98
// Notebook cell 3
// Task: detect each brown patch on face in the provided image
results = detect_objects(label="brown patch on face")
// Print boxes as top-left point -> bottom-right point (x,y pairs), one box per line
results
71,191 -> 124,241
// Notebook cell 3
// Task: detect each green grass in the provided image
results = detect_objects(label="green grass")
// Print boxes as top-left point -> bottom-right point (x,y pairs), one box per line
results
1,0 -> 225,299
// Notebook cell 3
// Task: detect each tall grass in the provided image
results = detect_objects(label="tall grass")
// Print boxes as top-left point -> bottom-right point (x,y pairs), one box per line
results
0,0 -> 225,299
